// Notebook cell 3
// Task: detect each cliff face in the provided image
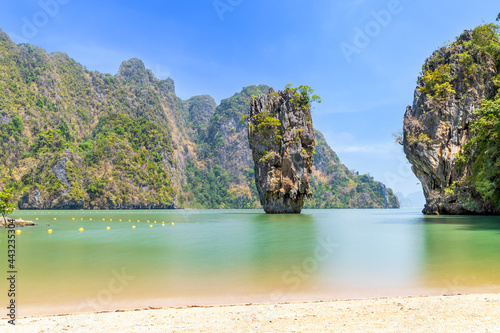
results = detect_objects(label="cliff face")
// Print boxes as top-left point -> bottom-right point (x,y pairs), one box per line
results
309,131 -> 400,209
0,28 -> 399,210
248,88 -> 315,213
186,85 -> 399,210
403,28 -> 500,215
0,30 -> 181,209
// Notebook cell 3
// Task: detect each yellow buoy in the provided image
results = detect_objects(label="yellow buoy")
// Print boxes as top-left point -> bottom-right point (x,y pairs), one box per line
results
16,230 -> 21,234
149,225 -> 153,228
162,224 -> 165,227
54,218 -> 57,220
79,228 -> 84,232
81,218 -> 83,220
72,218 -> 75,220
102,218 -> 105,221
90,218 -> 92,221
132,226 -> 136,229
137,220 -> 140,222
147,220 -> 150,223
154,221 -> 157,223
119,219 -> 122,222
106,226 -> 111,230
171,222 -> 175,226
48,229 -> 53,233
128,220 -> 131,222
36,218 -> 38,220
110,219 -> 112,221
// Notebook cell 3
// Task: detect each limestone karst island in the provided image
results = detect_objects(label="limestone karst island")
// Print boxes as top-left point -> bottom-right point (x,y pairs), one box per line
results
248,86 -> 317,214
404,24 -> 500,215
1,3 -> 500,333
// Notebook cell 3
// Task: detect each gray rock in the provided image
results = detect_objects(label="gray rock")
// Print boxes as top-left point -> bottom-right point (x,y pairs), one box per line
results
157,78 -> 175,95
0,115 -> 12,124
53,157 -> 71,195
248,88 -> 315,214
19,189 -> 44,210
117,58 -> 152,86
403,30 -> 500,215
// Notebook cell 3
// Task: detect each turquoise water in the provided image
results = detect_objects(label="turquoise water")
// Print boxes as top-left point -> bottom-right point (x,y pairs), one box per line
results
1,209 -> 500,316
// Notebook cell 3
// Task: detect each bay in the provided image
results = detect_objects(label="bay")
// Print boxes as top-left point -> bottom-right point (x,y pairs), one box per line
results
1,209 -> 500,316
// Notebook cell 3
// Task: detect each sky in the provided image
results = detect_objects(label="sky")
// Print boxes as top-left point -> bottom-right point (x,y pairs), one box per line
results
0,0 -> 498,200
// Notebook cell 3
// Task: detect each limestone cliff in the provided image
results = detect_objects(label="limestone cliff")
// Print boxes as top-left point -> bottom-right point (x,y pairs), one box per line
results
248,87 -> 315,213
0,28 -> 399,210
403,27 -> 500,215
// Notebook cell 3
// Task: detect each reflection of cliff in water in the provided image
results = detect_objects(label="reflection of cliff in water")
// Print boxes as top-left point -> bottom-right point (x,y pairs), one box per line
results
423,215 -> 500,293
248,213 -> 319,293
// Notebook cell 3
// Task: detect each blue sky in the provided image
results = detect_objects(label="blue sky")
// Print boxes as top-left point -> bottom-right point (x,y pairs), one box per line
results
0,0 -> 498,199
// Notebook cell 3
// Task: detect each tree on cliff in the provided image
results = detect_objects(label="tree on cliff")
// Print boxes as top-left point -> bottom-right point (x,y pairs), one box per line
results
0,188 -> 15,226
284,84 -> 322,108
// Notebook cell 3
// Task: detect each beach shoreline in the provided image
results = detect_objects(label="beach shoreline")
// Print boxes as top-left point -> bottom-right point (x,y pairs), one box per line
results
2,293 -> 500,332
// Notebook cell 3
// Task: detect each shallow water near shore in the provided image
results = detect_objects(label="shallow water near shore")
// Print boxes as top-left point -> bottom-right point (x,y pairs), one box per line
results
1,209 -> 500,317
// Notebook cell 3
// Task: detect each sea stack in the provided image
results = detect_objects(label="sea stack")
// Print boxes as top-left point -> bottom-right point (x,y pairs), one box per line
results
403,28 -> 500,215
248,87 -> 316,214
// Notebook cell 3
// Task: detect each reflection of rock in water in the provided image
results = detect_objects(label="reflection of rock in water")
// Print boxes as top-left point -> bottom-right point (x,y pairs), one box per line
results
248,88 -> 315,214
423,216 -> 500,292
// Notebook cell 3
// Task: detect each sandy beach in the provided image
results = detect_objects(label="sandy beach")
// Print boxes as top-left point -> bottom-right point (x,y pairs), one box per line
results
2,293 -> 500,332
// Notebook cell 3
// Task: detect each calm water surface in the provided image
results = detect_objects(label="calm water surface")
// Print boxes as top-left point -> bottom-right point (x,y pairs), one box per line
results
1,209 -> 500,316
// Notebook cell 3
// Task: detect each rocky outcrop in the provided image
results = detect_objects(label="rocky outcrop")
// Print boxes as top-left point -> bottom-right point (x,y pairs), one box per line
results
117,58 -> 153,86
18,189 -> 43,209
0,27 -> 398,211
403,29 -> 500,215
182,95 -> 217,130
117,58 -> 175,94
53,157 -> 71,195
0,115 -> 11,125
248,88 -> 315,214
309,131 -> 400,209
0,217 -> 37,228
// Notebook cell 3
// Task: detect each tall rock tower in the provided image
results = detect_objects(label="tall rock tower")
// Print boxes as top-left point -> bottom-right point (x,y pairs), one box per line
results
248,87 -> 316,214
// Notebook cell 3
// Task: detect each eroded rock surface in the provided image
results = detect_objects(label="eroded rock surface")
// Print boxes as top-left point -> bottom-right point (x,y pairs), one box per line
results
403,30 -> 500,215
248,88 -> 315,214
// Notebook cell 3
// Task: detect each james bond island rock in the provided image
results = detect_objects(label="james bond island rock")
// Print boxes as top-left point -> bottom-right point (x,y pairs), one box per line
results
248,86 -> 318,214
403,25 -> 500,215
0,28 -> 398,210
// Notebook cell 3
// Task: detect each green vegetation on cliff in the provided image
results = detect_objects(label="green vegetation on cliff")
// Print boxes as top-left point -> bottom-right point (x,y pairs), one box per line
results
430,23 -> 500,210
306,131 -> 399,209
465,99 -> 500,208
0,28 -> 398,210
0,30 -> 178,208
187,85 -> 398,209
